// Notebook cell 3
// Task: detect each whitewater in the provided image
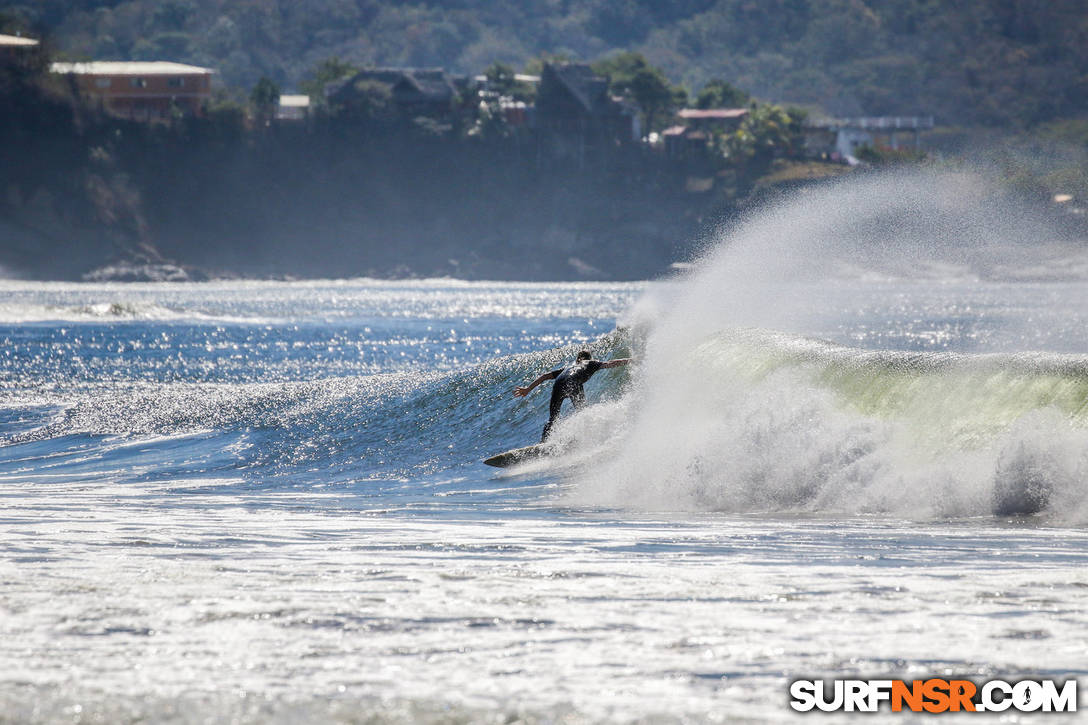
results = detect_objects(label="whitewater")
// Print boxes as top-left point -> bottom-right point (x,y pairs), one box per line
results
3,171 -> 1088,722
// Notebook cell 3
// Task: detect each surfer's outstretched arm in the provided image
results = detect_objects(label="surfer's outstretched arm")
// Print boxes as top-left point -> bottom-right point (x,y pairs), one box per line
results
514,370 -> 559,397
600,357 -> 633,369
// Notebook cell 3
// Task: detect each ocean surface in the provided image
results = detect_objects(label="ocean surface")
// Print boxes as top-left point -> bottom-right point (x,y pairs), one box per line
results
3,174 -> 1088,722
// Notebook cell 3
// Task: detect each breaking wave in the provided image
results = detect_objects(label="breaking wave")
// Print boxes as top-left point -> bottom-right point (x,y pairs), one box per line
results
561,170 -> 1088,522
562,329 -> 1088,520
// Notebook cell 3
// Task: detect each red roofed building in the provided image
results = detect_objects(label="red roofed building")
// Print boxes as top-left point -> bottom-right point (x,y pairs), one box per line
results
50,61 -> 214,121
661,109 -> 748,160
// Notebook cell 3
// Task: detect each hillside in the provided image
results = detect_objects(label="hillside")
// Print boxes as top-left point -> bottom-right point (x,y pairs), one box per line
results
3,0 -> 1086,128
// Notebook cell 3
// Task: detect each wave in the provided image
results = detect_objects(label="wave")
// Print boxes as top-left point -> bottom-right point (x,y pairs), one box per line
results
561,169 -> 1088,521
563,329 -> 1088,521
0,331 -> 631,489
4,313 -> 1086,520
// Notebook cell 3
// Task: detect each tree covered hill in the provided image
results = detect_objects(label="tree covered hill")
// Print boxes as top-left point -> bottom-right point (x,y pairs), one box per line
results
3,0 -> 1086,128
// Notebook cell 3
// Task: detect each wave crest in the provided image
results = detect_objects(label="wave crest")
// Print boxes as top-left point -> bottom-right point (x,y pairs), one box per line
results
565,331 -> 1088,521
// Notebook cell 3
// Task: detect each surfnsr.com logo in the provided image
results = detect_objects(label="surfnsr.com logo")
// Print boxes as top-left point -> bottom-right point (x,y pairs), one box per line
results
789,679 -> 1078,713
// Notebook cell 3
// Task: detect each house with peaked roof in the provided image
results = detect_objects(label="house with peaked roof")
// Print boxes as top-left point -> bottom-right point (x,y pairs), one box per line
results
327,67 -> 458,119
535,62 -> 639,164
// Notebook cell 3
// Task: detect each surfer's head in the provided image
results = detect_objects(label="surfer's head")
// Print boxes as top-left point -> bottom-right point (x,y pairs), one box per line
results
576,350 -> 592,362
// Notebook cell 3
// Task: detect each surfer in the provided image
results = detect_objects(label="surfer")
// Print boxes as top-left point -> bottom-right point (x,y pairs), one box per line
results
514,350 -> 632,441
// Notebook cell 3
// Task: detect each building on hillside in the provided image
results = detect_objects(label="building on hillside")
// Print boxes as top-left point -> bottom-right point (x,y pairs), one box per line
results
0,33 -> 40,67
472,72 -> 540,92
804,116 -> 935,161
662,108 -> 749,160
662,125 -> 709,160
276,94 -> 311,121
490,96 -> 532,128
326,67 -> 458,119
472,72 -> 538,130
535,62 -> 640,164
677,107 -> 748,132
0,32 -> 38,55
49,61 -> 214,121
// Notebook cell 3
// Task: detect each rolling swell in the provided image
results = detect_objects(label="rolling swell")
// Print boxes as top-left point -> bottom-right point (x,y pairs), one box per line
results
568,329 -> 1088,520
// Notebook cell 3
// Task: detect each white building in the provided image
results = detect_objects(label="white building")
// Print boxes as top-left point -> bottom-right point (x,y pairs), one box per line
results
276,94 -> 311,121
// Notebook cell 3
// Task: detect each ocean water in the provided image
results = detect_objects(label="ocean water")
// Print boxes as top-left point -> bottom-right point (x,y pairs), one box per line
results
4,172 -> 1088,722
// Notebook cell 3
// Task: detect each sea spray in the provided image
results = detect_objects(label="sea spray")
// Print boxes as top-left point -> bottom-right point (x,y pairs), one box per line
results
565,170 -> 1088,520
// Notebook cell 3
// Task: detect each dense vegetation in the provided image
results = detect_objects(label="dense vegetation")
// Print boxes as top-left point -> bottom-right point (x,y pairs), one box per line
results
3,0 -> 1086,128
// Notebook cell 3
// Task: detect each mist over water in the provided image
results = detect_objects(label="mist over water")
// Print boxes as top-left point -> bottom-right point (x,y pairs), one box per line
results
636,169 -> 1083,344
565,170 -> 1088,520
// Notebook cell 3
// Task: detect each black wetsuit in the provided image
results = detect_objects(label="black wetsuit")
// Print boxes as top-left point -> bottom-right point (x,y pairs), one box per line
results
541,359 -> 604,441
